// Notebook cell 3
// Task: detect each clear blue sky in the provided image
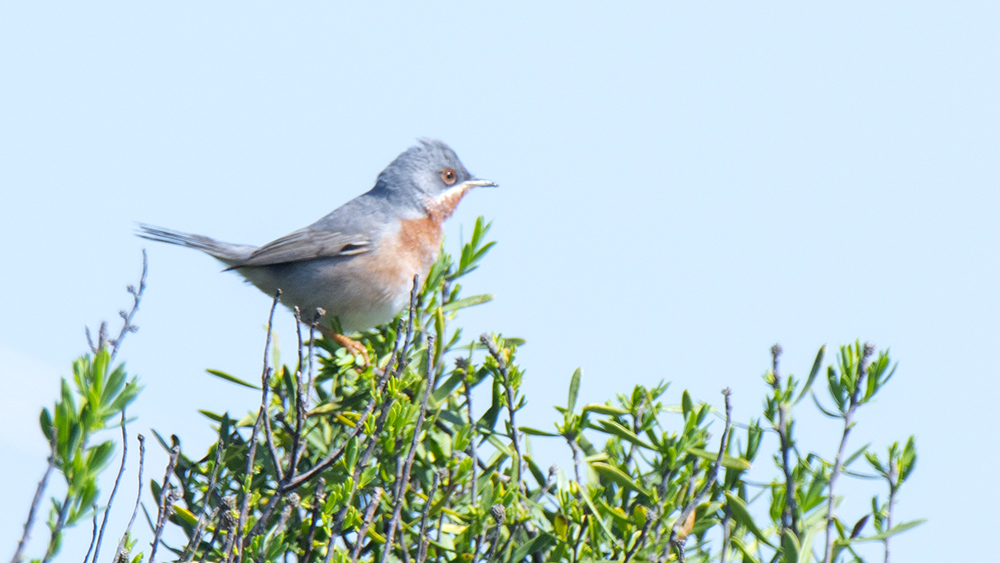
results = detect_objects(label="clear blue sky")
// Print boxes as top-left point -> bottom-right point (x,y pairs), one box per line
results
2,3 -> 997,561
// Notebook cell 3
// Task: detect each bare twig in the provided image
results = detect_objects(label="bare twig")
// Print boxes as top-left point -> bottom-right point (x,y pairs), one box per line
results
669,389 -> 734,555
823,343 -> 875,563
230,290 -> 282,562
416,471 -> 442,563
460,358 -> 479,512
110,249 -> 148,365
381,336 -> 439,563
11,429 -> 58,563
41,492 -> 72,563
232,289 -> 281,561
253,495 -> 298,563
181,439 -> 226,562
114,435 -> 146,562
321,332 -> 404,545
306,308 -> 324,406
397,275 -> 421,372
623,506 -> 656,563
719,505 -> 732,563
884,458 -> 898,563
299,478 -> 325,563
486,504 -> 506,561
281,288 -> 414,494
769,344 -> 800,537
149,443 -> 181,563
349,488 -> 384,563
85,322 -> 109,355
479,334 -> 522,484
279,386 -> 380,493
262,398 -> 284,483
567,434 -> 584,485
290,306 -> 307,476
83,507 -> 98,563
91,411 -> 129,563
571,515 -> 588,563
298,294 -> 418,559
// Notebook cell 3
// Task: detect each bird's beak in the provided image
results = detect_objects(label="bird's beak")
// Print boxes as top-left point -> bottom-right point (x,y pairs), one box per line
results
462,179 -> 498,189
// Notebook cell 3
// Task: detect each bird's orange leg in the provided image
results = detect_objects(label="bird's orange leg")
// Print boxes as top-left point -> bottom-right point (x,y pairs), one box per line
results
318,325 -> 370,366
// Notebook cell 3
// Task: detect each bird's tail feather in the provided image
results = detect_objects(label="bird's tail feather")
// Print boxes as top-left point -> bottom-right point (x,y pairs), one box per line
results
136,223 -> 255,265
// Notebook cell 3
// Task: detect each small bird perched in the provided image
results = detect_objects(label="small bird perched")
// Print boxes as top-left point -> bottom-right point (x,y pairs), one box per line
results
138,139 -> 496,357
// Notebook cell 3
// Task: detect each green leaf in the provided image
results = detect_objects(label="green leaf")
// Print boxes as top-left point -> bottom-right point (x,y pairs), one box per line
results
507,531 -> 557,562
682,390 -> 694,419
590,462 -> 649,496
39,408 -> 53,442
205,369 -> 260,390
724,492 -> 774,547
848,519 -> 926,542
553,514 -> 569,538
843,443 -> 870,468
579,488 -> 619,547
172,505 -> 199,526
567,368 -> 582,413
730,537 -> 763,563
581,404 -> 630,417
525,454 -> 549,488
520,426 -> 559,437
441,294 -> 494,312
87,440 -> 116,472
810,391 -> 841,418
592,419 -> 654,450
597,499 -> 632,527
794,345 -> 826,405
199,410 -> 225,422
686,447 -> 752,470
781,529 -> 799,563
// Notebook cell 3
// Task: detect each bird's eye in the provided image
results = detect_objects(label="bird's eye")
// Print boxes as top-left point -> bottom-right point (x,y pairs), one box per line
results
440,168 -> 458,186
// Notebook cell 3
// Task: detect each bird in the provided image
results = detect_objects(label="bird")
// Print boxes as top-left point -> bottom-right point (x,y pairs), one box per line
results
138,139 -> 496,360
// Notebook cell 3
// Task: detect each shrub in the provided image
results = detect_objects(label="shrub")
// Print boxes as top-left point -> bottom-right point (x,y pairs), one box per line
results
12,220 -> 921,563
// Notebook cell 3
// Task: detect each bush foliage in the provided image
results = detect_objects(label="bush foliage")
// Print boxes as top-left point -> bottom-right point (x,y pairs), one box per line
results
13,219 -> 921,563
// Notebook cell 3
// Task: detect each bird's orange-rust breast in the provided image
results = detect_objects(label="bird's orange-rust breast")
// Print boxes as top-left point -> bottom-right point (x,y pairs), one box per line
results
366,183 -> 474,298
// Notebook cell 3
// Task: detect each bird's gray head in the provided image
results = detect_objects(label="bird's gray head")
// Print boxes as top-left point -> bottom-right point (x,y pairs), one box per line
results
372,139 -> 495,207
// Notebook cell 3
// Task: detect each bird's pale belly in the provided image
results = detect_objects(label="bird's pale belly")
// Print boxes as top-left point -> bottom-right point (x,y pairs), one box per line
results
238,237 -> 439,332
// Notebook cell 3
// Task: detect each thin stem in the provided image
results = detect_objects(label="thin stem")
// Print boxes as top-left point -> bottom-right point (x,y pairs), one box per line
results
281,287 -> 415,494
567,434 -> 583,485
299,478 -> 325,563
324,345 -> 400,543
461,361 -> 478,511
719,505 -> 732,563
769,344 -> 800,537
822,343 -> 874,563
479,334 -> 522,485
110,249 -> 148,365
350,488 -> 384,563
230,290 -> 282,562
91,411 -> 129,563
41,493 -> 72,563
884,461 -> 898,563
82,508 -> 98,563
11,430 -> 57,563
149,443 -> 180,563
181,439 -> 226,562
416,472 -> 442,563
381,336 -> 438,563
670,389 -> 734,554
623,506 -> 656,563
115,435 -> 146,562
290,307 -> 306,475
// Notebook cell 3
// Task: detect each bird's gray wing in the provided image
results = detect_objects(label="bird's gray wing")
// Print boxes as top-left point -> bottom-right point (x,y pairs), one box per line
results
225,228 -> 371,269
